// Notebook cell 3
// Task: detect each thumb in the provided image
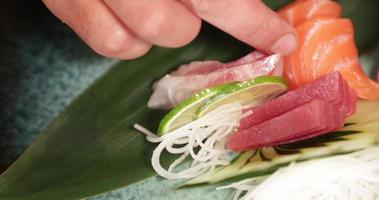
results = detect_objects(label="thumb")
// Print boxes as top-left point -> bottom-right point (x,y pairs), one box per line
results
181,0 -> 297,55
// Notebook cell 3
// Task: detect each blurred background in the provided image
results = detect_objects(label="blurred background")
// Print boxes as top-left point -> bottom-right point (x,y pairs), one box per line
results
0,0 -> 115,172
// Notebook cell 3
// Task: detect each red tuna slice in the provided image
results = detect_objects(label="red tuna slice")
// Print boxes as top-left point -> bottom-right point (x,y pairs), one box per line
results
275,100 -> 346,146
228,99 -> 343,152
271,102 -> 342,146
148,54 -> 283,109
336,77 -> 356,118
171,51 -> 268,76
239,72 -> 349,130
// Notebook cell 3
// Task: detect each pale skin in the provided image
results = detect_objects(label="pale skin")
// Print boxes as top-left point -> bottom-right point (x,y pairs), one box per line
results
42,0 -> 297,59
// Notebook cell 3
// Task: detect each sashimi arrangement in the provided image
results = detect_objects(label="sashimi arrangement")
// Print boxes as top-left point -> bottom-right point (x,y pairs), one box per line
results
135,0 -> 379,199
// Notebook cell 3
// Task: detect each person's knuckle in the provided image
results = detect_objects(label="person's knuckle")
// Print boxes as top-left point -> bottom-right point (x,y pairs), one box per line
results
137,12 -> 171,40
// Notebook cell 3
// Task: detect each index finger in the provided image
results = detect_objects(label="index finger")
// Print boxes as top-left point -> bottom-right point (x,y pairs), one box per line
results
181,0 -> 297,55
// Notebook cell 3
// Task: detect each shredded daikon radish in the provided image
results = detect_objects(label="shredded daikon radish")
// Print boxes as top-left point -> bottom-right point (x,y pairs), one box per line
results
134,103 -> 243,180
219,147 -> 379,200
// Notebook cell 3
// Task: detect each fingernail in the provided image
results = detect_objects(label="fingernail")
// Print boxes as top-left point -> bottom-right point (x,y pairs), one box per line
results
270,34 -> 297,56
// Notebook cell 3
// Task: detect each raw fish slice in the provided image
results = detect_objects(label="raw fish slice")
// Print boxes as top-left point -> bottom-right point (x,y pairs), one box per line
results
304,19 -> 354,83
338,63 -> 379,100
170,61 -> 224,76
273,101 -> 341,146
239,72 -> 350,130
225,51 -> 268,68
148,54 -> 283,109
171,51 -> 267,76
298,18 -> 355,84
284,17 -> 350,88
278,0 -> 341,26
228,100 -> 341,152
284,16 -> 379,99
276,100 -> 346,146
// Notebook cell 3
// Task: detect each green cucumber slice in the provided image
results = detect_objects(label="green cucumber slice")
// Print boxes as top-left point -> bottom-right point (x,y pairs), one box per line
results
185,100 -> 379,185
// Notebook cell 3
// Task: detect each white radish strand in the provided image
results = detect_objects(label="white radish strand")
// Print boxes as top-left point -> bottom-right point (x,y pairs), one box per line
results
219,147 -> 379,200
134,103 -> 244,180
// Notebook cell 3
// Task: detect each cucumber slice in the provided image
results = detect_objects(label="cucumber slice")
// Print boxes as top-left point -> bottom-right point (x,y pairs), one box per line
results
158,76 -> 288,135
185,100 -> 379,185
195,76 -> 287,118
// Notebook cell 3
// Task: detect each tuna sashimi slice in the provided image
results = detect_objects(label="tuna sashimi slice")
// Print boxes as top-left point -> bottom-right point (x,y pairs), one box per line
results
273,100 -> 342,146
275,102 -> 345,146
148,54 -> 283,109
239,72 -> 352,130
228,99 -> 342,152
171,51 -> 267,76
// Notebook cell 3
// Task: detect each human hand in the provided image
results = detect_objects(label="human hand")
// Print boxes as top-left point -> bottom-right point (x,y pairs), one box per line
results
42,0 -> 296,59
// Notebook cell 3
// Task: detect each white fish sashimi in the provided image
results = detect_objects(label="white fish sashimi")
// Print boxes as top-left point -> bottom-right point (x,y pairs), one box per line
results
148,52 -> 283,109
171,51 -> 268,76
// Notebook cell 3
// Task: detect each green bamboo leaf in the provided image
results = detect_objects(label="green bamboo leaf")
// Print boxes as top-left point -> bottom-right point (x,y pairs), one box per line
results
0,26 -> 249,200
1,1 -> 379,200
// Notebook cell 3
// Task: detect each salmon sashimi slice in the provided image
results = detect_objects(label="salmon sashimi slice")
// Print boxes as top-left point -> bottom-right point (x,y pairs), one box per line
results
171,51 -> 267,76
338,64 -> 379,99
300,18 -> 355,84
148,54 -> 283,109
278,0 -> 342,26
284,17 -> 379,99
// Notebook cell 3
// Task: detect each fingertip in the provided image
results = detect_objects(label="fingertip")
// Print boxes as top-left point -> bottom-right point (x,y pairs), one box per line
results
120,42 -> 152,60
270,33 -> 297,56
181,0 -> 299,55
